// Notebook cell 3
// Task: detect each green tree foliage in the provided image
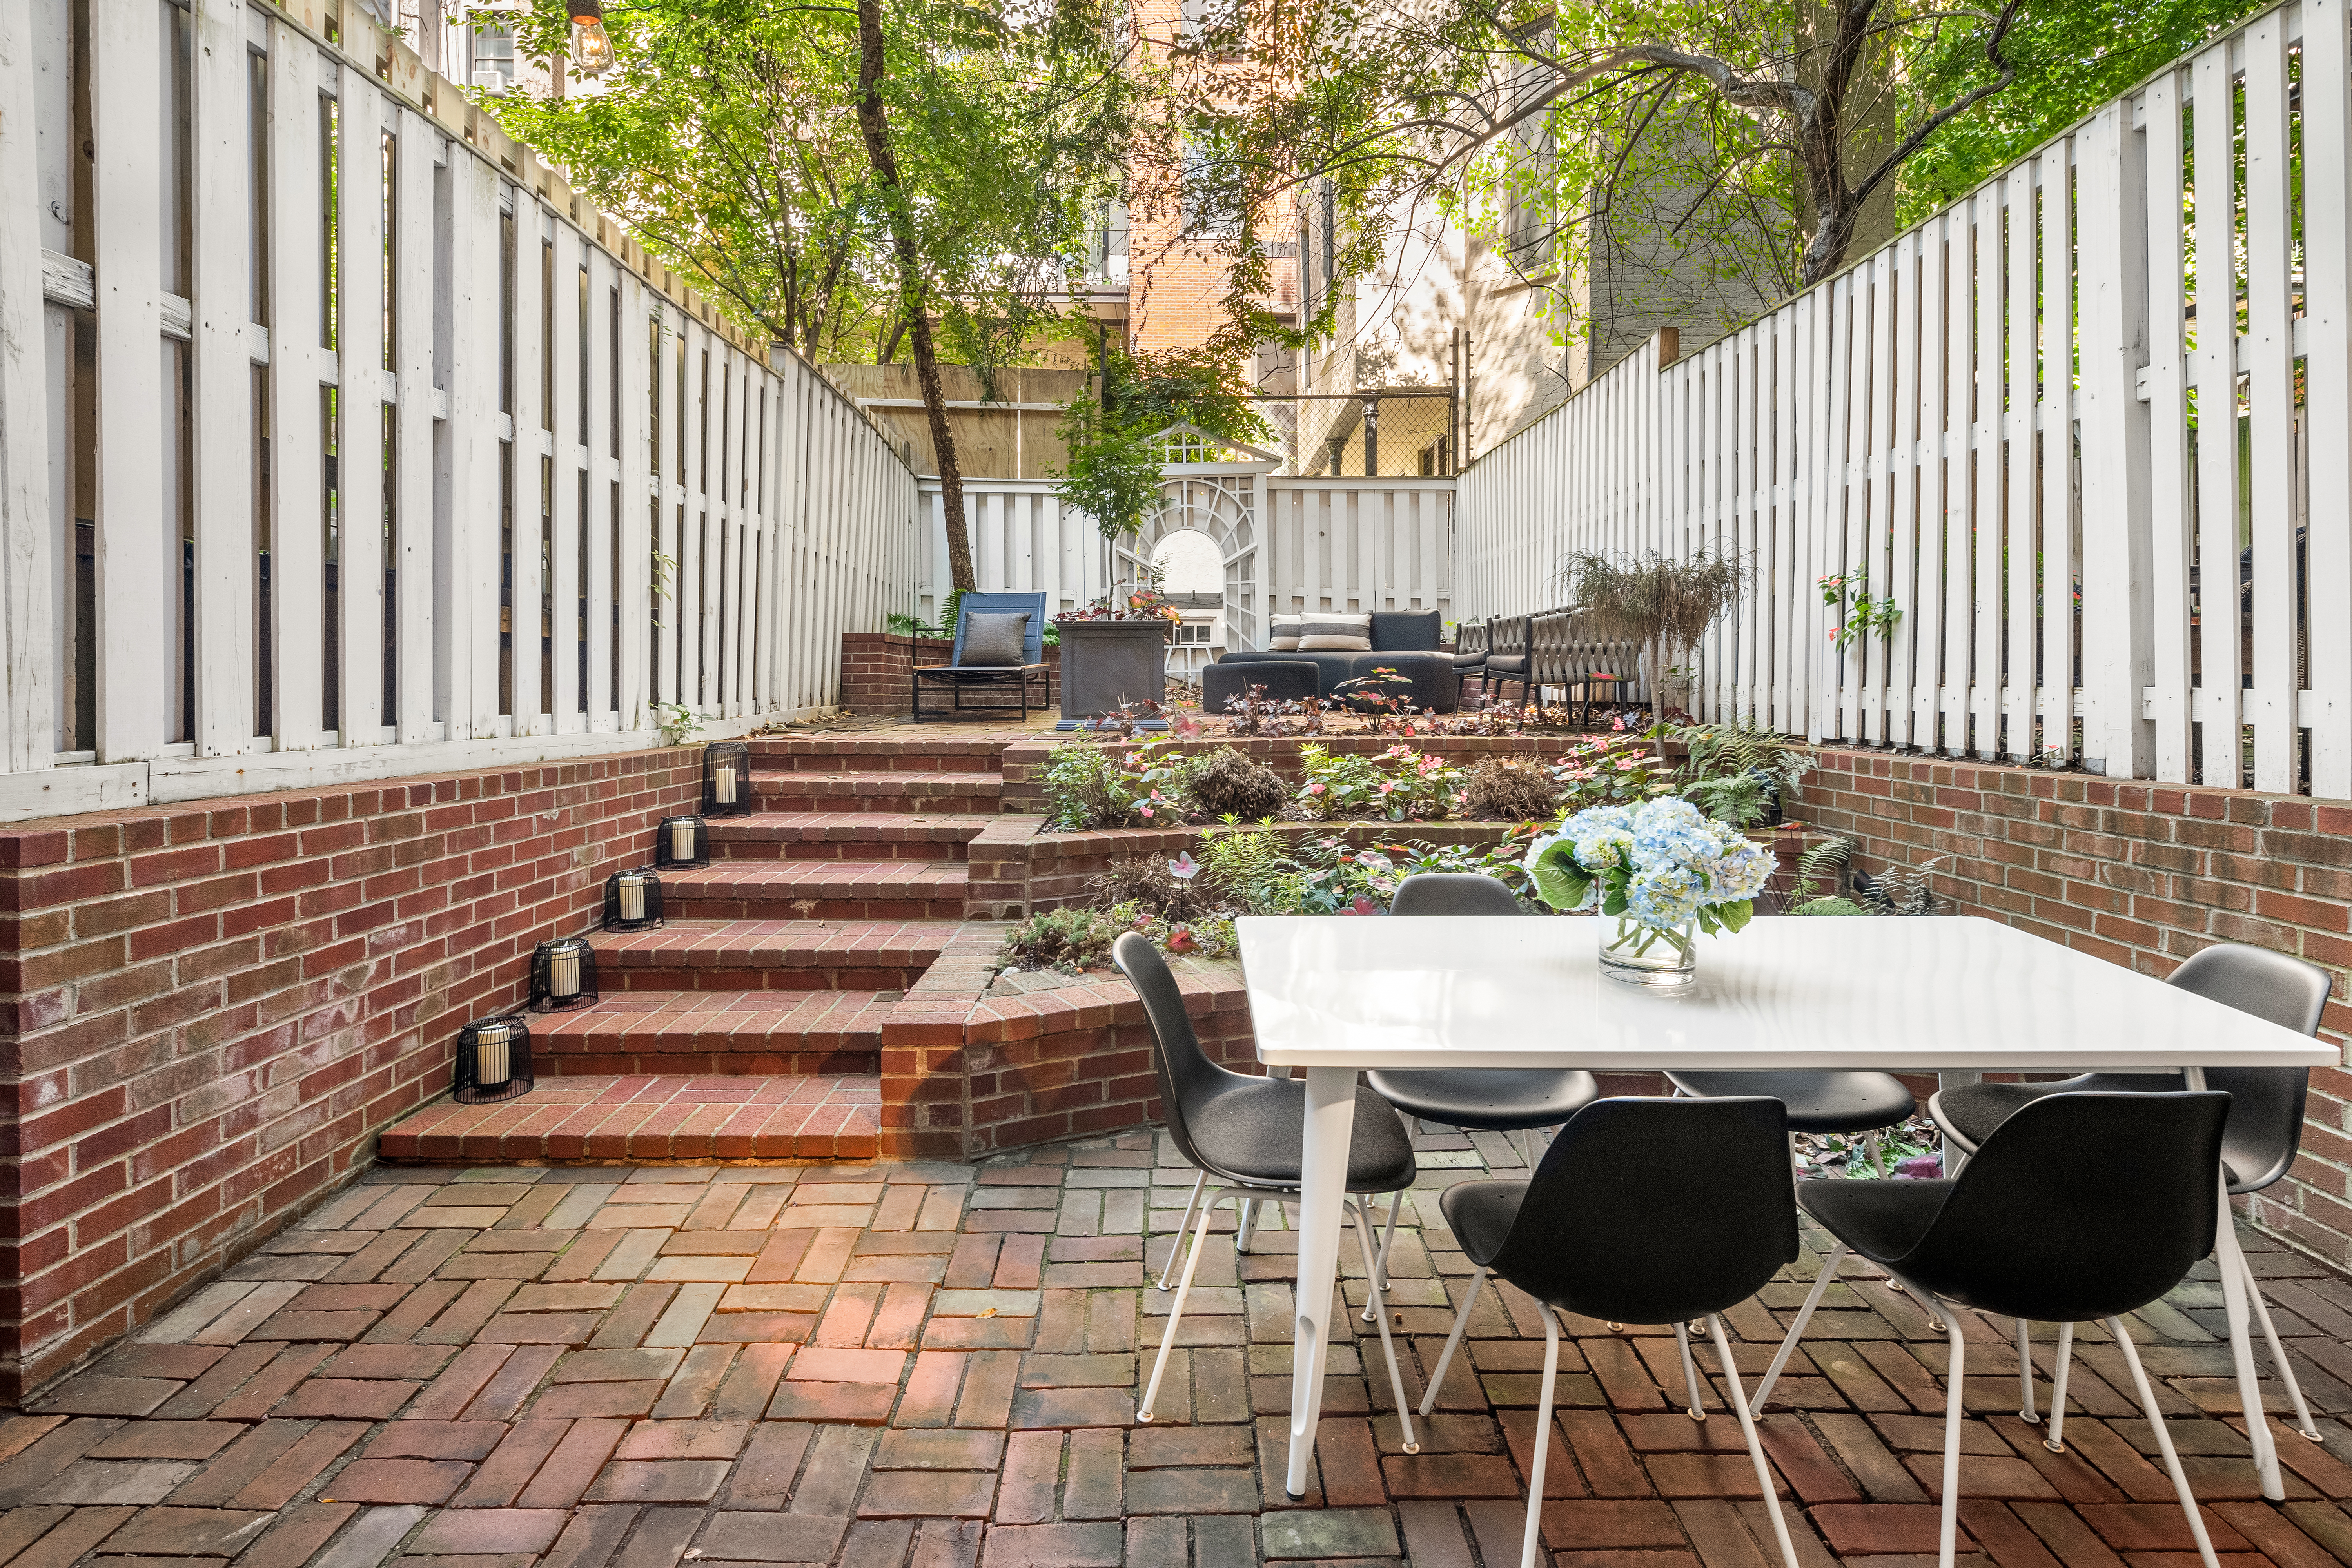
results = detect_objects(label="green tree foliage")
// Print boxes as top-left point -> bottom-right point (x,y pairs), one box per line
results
1188,0 -> 2259,354
1053,345 -> 1270,536
1896,0 -> 2271,224
487,0 -> 1145,588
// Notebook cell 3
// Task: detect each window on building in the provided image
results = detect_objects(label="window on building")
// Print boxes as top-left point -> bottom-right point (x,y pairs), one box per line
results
1180,141 -> 1243,240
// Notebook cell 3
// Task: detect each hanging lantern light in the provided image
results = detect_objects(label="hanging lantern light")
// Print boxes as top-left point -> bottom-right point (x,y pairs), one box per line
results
655,813 -> 710,870
530,936 -> 599,1011
566,0 -> 615,76
704,739 -> 753,818
603,866 -> 664,932
454,1014 -> 534,1103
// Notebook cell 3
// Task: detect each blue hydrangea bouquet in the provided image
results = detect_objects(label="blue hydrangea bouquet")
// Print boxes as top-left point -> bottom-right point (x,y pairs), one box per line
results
1523,798 -> 1776,984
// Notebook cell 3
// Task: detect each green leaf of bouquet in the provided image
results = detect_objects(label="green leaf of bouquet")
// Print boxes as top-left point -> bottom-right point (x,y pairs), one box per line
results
1716,899 -> 1753,933
1527,840 -> 1592,911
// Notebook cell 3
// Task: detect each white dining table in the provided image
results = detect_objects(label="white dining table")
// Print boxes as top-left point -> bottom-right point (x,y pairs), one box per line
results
1236,913 -> 2340,1502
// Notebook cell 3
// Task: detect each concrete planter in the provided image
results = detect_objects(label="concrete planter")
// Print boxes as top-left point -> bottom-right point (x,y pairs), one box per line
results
1054,619 -> 1169,726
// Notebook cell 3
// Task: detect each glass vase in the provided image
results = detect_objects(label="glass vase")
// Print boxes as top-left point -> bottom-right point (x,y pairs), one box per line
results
1601,914 -> 1698,987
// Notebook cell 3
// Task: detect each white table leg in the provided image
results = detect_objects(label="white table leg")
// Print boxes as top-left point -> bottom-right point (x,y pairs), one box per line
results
1286,1066 -> 1358,1499
2184,1065 -> 2282,1499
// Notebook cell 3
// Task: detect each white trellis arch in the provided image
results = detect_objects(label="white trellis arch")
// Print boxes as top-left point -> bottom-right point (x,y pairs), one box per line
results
1110,425 -> 1279,653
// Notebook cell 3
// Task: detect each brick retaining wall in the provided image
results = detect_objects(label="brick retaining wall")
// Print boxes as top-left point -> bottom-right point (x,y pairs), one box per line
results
0,748 -> 705,1399
841,632 -> 1061,717
1792,748 -> 2352,1265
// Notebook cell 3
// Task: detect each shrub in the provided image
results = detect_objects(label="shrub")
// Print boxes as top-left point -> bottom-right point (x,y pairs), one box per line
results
1186,746 -> 1290,821
1463,757 -> 1559,821
1550,739 -> 1671,813
1041,743 -> 1141,832
1295,744 -> 1464,821
1089,853 -> 1218,922
1000,906 -> 1123,973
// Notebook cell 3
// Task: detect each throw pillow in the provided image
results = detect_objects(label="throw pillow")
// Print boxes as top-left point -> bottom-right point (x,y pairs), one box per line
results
1269,614 -> 1303,651
960,611 -> 1031,666
1296,612 -> 1371,652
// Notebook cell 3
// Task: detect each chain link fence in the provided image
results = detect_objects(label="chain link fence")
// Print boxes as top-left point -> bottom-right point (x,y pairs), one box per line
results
1247,390 -> 1459,477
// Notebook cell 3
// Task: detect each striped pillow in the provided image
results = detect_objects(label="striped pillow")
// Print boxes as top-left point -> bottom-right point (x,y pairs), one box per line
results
1296,612 -> 1371,652
1269,614 -> 1303,651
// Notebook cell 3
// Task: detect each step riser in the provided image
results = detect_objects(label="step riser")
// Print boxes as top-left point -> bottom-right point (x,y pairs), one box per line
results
752,787 -> 1001,815
538,1049 -> 881,1078
749,748 -> 1008,775
605,965 -> 930,992
666,894 -> 966,922
711,839 -> 969,863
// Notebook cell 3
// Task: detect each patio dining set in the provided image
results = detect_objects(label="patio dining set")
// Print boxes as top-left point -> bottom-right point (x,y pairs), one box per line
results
1111,880 -> 2337,1568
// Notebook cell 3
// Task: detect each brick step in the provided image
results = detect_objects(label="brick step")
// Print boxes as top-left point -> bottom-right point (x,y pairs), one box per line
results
750,771 -> 1002,814
748,737 -> 1009,774
377,1073 -> 879,1162
530,989 -> 893,1076
595,918 -> 962,992
707,811 -> 993,862
660,860 -> 969,921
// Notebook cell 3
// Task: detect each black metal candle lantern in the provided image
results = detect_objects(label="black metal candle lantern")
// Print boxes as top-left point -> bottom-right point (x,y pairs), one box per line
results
603,866 -> 664,931
704,740 -> 753,818
530,936 -> 599,1011
454,1014 -> 534,1103
655,813 -> 710,869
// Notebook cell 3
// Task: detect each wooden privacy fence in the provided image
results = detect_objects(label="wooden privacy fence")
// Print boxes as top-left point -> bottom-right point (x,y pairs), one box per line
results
0,0 -> 918,819
924,474 -> 1455,645
1458,0 -> 2352,799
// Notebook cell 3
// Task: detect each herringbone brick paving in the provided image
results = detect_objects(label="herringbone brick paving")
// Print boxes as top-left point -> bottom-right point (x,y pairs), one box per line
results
10,1125 -> 2352,1568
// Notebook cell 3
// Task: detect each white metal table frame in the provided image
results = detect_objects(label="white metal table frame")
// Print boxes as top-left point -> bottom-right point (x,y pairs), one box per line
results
1235,915 -> 2339,1503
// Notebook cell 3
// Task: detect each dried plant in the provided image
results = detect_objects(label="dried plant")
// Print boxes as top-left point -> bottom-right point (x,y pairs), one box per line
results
1563,546 -> 1750,723
1464,757 -> 1561,821
1185,747 -> 1290,821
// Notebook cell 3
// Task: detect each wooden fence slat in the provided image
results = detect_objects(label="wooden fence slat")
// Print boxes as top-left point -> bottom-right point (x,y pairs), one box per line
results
2243,15 -> 2296,792
2306,0 -> 2352,796
266,22 -> 325,751
2192,42 -> 2244,785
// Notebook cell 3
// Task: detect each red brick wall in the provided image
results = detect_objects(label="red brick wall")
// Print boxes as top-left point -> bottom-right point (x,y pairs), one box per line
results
1793,748 -> 2352,1265
0,748 -> 706,1399
840,633 -> 1061,717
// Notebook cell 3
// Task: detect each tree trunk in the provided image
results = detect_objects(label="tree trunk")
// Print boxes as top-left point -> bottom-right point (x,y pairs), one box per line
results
853,0 -> 976,592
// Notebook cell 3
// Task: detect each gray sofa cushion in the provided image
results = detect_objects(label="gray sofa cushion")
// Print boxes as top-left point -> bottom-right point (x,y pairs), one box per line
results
1370,610 -> 1443,652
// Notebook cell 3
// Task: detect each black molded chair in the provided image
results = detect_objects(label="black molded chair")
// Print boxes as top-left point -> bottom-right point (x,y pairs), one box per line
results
1357,874 -> 1603,1323
1419,1097 -> 1803,1568
1112,933 -> 1422,1452
1749,1092 -> 2234,1568
1665,1070 -> 1915,1169
1927,942 -> 2332,1440
1371,874 -> 1601,1166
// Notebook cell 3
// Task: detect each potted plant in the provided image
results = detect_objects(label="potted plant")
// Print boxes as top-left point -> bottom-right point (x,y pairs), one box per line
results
1563,546 -> 1748,724
1054,588 -> 1182,729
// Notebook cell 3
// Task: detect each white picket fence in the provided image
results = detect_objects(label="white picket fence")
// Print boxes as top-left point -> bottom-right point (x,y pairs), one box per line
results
924,474 -> 1455,648
0,0 -> 918,818
1459,0 -> 2351,798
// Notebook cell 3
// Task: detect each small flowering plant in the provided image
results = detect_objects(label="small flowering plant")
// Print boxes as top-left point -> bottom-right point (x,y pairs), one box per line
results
1294,744 -> 1465,822
1524,797 -> 1775,970
1053,586 -> 1185,626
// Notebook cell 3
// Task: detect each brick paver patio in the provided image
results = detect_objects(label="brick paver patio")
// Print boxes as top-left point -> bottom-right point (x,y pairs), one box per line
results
10,1125 -> 2352,1568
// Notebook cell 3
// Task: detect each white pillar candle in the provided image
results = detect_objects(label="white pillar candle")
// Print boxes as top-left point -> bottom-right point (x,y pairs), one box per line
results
714,762 -> 738,805
474,1022 -> 513,1086
670,818 -> 697,861
617,872 -> 647,922
548,946 -> 581,999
